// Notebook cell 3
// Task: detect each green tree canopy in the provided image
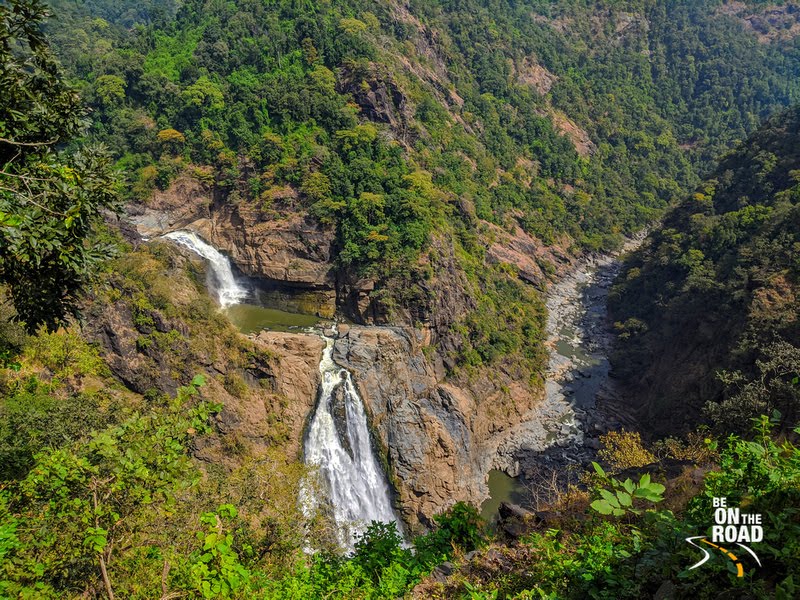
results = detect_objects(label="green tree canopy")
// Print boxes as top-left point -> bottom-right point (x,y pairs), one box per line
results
0,0 -> 119,331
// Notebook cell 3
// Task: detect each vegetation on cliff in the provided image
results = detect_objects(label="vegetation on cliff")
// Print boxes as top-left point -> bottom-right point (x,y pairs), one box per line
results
38,0 -> 800,379
610,105 -> 800,435
1,1 -> 800,598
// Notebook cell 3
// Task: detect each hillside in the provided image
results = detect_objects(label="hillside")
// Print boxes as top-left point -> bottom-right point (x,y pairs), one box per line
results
1,0 -> 800,598
609,105 -> 800,435
37,0 -> 800,391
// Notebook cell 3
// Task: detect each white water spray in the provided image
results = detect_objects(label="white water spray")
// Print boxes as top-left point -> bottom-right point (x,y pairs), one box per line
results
163,230 -> 249,307
303,335 -> 400,550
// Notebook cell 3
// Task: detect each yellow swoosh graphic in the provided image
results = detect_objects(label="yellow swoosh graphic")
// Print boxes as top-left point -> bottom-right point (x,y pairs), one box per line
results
701,539 -> 744,577
685,536 -> 759,577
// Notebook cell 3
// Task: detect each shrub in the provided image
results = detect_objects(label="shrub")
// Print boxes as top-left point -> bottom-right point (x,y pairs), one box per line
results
589,463 -> 665,517
415,501 -> 486,563
223,372 -> 249,399
25,329 -> 107,380
352,521 -> 409,582
598,430 -> 657,472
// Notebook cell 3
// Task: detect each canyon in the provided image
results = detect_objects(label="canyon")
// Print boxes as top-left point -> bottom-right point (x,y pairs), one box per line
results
125,183 -> 634,535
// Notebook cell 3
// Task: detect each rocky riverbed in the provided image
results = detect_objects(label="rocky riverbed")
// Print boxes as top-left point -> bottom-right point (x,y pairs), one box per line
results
490,241 -> 642,508
136,193 -> 644,530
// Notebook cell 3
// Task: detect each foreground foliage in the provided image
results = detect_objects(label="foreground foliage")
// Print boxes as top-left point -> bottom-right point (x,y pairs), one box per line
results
415,416 -> 800,600
0,0 -> 119,331
3,381 -> 798,600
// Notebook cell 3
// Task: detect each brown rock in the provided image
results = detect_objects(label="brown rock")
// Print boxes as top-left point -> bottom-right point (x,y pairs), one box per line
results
127,178 -> 339,318
331,325 -> 543,533
127,175 -> 212,237
515,56 -> 558,94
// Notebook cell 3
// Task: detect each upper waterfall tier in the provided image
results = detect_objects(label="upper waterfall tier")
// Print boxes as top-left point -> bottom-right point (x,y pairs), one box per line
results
163,230 -> 249,307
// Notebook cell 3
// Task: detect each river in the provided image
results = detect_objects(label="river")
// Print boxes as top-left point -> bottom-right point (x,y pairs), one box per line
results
485,244 -> 640,521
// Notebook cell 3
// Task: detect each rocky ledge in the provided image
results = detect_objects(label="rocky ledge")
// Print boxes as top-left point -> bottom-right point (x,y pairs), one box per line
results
127,176 -> 341,318
331,324 -> 548,533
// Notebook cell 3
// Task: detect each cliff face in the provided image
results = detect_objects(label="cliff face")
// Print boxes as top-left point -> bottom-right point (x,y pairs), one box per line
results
83,246 -> 325,465
331,325 -> 544,532
109,208 -> 563,531
128,177 -> 428,322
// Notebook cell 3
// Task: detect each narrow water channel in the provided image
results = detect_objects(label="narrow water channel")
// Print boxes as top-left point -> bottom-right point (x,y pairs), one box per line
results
484,247 -> 638,520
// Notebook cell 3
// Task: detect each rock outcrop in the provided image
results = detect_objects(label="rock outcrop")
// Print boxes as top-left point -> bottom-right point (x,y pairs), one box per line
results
717,1 -> 800,44
332,326 -> 476,529
83,247 -> 325,465
338,62 -> 411,137
331,325 -> 544,532
251,331 -> 326,457
127,177 -> 341,318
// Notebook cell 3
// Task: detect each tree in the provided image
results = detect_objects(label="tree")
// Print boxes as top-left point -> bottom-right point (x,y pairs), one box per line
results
94,74 -> 126,106
182,75 -> 225,113
0,375 -> 218,598
0,0 -> 119,332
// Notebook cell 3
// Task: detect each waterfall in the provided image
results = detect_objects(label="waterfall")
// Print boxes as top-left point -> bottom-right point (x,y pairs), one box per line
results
161,230 -> 398,549
303,334 -> 400,550
163,230 -> 249,307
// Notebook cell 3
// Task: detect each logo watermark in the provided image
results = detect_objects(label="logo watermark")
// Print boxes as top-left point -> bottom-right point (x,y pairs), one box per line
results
686,497 -> 762,577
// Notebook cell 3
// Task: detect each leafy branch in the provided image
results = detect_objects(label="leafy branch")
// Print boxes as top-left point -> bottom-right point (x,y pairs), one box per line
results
589,463 -> 665,517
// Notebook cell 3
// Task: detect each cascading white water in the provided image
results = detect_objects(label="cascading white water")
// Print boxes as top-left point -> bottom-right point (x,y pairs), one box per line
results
162,230 -> 397,548
163,230 -> 249,307
303,335 -> 400,550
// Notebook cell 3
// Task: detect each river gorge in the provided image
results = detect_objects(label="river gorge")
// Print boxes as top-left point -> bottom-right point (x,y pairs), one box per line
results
154,223 -> 638,541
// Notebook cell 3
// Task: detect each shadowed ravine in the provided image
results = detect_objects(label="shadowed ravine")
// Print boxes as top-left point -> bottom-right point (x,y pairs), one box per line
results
486,241 -> 642,520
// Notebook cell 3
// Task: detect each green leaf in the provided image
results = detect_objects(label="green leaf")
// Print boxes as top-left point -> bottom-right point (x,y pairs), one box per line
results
641,493 -> 663,503
191,374 -> 206,387
616,491 -> 632,507
599,489 -> 620,508
590,499 -> 614,515
592,462 -> 606,478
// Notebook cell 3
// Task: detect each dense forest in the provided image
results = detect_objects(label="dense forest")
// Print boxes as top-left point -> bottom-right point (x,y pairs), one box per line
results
47,0 -> 800,249
1,0 -> 799,598
610,106 -> 800,436
33,0 -> 800,381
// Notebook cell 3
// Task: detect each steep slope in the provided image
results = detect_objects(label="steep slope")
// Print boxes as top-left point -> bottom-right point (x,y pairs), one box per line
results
37,0 -> 800,527
39,0 -> 800,412
609,106 -> 800,434
44,0 -> 800,345
3,1 -> 800,597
